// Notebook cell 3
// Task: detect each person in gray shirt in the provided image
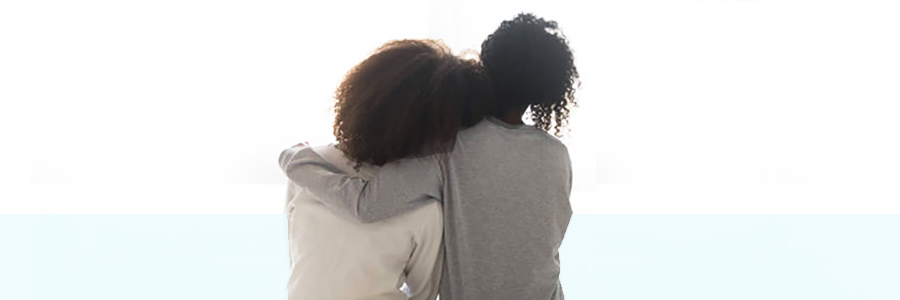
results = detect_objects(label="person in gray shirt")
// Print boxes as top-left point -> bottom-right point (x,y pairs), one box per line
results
281,13 -> 579,300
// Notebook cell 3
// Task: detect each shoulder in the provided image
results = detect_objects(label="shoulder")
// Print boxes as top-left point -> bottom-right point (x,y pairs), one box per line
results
534,130 -> 569,152
526,129 -> 571,166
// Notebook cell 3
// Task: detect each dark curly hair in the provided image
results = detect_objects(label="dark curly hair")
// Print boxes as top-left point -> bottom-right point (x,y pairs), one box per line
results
333,39 -> 492,168
481,13 -> 579,136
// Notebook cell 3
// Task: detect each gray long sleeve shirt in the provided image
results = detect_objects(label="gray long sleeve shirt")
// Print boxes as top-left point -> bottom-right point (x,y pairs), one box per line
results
280,117 -> 573,300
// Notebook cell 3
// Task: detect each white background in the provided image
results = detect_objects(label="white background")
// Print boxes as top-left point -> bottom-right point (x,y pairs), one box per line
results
4,0 -> 899,213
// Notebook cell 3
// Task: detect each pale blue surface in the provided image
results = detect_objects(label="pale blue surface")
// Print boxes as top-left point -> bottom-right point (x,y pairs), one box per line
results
1,215 -> 898,299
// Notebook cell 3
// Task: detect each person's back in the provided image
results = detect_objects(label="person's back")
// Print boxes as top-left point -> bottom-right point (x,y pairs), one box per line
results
437,117 -> 572,299
433,14 -> 580,299
284,145 -> 443,300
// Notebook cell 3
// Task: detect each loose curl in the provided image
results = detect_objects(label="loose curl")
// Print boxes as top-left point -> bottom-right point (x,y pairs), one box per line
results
481,13 -> 579,136
333,39 -> 492,168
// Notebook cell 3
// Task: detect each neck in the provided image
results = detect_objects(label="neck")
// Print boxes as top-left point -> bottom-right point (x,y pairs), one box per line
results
497,107 -> 527,125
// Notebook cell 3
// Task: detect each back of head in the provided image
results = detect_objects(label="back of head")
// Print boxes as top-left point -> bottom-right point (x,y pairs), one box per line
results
333,39 -> 492,167
481,13 -> 579,136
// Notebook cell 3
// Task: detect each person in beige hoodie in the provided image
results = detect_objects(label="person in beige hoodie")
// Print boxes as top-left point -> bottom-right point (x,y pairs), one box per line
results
279,39 -> 492,300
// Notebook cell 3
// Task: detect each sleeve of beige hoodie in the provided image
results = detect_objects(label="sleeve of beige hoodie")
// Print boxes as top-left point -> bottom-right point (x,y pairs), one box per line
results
404,200 -> 444,300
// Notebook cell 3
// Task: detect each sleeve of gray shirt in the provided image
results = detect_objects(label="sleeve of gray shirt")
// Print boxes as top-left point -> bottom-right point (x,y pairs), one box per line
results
278,145 -> 444,223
